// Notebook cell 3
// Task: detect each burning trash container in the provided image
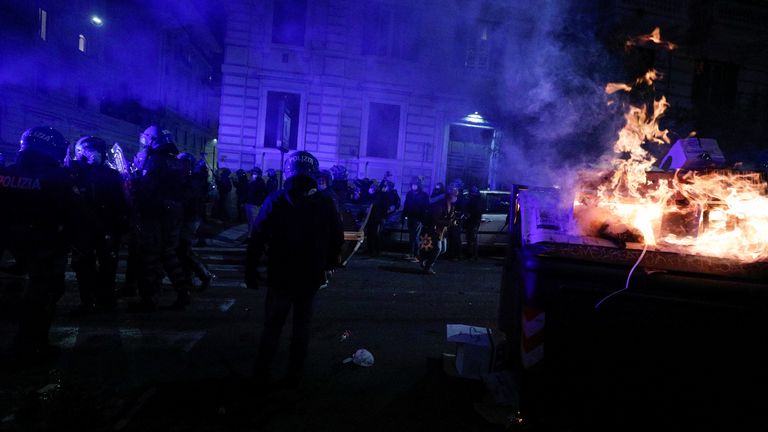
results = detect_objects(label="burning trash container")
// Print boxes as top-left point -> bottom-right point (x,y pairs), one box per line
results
499,142 -> 768,430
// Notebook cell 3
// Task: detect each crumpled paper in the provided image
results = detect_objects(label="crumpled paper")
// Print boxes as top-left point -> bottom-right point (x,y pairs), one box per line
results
343,348 -> 375,367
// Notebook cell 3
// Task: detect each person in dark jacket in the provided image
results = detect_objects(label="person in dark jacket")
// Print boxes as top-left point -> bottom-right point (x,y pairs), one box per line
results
1,127 -> 76,364
316,169 -> 343,215
401,176 -> 429,262
431,182 -> 445,198
329,165 -> 349,206
130,125 -> 194,311
176,152 -> 215,290
445,183 -> 465,261
365,180 -> 400,257
69,136 -> 129,312
234,168 -> 249,222
245,167 -> 268,238
419,189 -> 458,275
265,168 -> 278,194
464,186 -> 484,260
246,150 -> 343,387
213,168 -> 232,221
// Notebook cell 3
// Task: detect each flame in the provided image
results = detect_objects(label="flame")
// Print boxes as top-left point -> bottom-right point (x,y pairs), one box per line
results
662,171 -> 768,261
575,28 -> 768,263
605,83 -> 632,94
626,27 -> 677,50
638,69 -> 660,86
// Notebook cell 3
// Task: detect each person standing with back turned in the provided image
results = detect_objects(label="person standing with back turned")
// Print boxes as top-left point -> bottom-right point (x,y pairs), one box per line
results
246,150 -> 343,388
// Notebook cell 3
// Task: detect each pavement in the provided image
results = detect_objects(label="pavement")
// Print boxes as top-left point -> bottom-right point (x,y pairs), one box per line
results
0,222 -> 514,431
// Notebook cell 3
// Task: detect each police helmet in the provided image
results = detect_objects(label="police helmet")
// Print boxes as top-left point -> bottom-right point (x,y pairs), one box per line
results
283,150 -> 319,179
76,136 -> 108,160
330,164 -> 348,181
19,126 -> 69,163
140,125 -> 175,150
316,169 -> 332,184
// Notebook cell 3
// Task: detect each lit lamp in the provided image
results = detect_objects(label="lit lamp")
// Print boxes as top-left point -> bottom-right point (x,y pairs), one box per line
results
90,15 -> 103,27
458,112 -> 493,129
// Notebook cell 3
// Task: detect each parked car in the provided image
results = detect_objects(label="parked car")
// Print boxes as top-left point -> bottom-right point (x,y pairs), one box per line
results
382,190 -> 511,248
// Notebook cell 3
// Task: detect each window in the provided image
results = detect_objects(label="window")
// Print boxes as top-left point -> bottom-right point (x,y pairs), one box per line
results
78,34 -> 86,52
272,0 -> 307,46
366,102 -> 400,159
38,8 -> 47,40
465,22 -> 491,68
264,91 -> 300,150
362,4 -> 419,60
455,20 -> 501,69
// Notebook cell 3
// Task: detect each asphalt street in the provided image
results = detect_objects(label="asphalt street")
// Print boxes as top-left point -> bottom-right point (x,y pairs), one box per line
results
0,224 -> 510,431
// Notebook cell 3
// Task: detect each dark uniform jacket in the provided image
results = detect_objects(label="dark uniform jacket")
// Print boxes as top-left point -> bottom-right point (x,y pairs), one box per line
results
70,162 -> 129,237
245,177 -> 268,206
0,155 -> 75,251
402,189 -> 429,224
246,175 -> 343,293
464,193 -> 484,226
133,143 -> 187,214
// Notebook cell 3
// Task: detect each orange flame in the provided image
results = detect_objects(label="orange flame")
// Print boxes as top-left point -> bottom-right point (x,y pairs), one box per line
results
575,28 -> 768,262
604,70 -> 661,94
626,27 -> 677,50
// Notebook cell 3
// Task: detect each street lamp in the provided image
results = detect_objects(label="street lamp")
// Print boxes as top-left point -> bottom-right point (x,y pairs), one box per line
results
90,15 -> 104,27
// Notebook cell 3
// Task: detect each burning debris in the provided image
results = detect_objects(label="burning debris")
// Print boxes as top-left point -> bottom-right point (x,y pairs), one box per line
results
571,28 -> 768,263
624,27 -> 677,51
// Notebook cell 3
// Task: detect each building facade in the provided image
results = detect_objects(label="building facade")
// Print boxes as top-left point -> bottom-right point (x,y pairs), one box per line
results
601,0 -> 768,162
0,0 -> 221,165
218,0 -> 509,192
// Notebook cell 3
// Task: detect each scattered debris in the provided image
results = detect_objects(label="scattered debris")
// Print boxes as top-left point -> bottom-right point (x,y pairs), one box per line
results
343,349 -> 375,367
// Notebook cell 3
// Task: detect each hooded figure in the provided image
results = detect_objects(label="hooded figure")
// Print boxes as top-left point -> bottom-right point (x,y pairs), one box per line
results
401,176 -> 429,261
246,150 -> 343,387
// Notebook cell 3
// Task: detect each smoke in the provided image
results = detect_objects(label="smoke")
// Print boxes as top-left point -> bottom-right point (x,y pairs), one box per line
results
493,0 -> 624,190
0,1 -> 223,135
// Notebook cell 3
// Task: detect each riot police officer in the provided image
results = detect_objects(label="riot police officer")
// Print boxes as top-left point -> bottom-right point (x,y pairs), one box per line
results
246,150 -> 344,387
130,126 -> 194,311
0,127 -> 75,363
69,136 -> 129,312
176,152 -> 215,290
